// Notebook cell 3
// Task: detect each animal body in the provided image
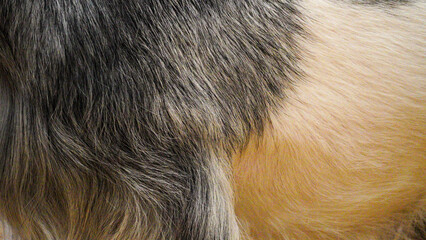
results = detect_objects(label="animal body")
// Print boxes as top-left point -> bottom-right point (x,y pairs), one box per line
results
0,0 -> 424,239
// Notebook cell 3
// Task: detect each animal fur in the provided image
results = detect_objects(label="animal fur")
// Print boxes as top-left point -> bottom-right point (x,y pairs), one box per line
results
234,1 -> 426,238
0,0 -> 424,239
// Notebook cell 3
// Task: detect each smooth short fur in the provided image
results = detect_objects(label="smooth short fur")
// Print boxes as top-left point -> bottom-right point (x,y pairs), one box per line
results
235,0 -> 425,239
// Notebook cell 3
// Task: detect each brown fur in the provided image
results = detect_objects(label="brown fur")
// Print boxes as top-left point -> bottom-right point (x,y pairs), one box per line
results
233,1 -> 426,239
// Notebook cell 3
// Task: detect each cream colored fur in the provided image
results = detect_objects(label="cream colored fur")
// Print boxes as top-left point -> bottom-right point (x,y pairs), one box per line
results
233,0 -> 426,239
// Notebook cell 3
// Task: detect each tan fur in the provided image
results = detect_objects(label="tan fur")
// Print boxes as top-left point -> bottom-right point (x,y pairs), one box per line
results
233,1 -> 426,239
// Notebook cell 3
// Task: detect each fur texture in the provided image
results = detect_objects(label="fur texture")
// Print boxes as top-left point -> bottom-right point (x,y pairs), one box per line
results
0,0 -> 300,239
0,0 -> 424,239
234,0 -> 425,239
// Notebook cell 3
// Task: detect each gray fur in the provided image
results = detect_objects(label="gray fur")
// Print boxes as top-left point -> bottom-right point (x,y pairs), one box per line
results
0,0 -> 301,239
